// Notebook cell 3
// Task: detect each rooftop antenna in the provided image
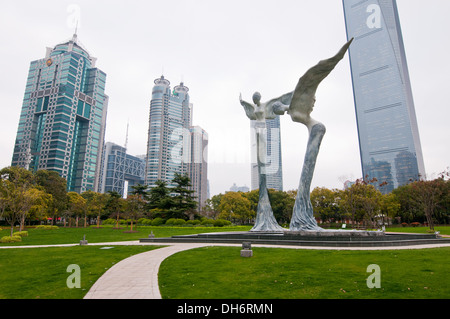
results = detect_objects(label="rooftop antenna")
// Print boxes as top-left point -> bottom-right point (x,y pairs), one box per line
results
72,20 -> 79,42
124,120 -> 129,151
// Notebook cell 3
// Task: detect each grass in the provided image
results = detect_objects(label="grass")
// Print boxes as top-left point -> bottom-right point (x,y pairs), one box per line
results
0,224 -> 252,246
0,245 -> 163,299
159,246 -> 450,299
386,226 -> 450,235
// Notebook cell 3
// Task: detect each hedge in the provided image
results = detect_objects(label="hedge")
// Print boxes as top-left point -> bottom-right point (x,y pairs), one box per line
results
1,235 -> 22,243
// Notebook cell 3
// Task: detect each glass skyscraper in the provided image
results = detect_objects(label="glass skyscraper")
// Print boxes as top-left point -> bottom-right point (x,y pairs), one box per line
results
343,0 -> 425,193
11,33 -> 108,193
145,76 -> 192,188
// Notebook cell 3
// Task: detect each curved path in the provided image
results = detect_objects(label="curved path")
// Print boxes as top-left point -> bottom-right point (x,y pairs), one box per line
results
83,240 -> 450,299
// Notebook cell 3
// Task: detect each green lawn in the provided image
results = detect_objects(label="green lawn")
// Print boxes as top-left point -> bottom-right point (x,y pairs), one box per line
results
159,246 -> 450,299
386,226 -> 450,235
0,245 -> 163,299
0,225 -> 251,246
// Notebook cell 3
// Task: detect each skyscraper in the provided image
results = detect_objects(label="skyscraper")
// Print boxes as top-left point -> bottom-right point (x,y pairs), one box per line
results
145,76 -> 192,188
188,126 -> 208,209
250,116 -> 283,191
11,33 -> 108,193
343,0 -> 425,193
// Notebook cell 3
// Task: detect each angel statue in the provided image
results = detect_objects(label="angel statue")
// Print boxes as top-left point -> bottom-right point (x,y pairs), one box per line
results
274,38 -> 354,231
240,38 -> 353,232
239,91 -> 292,232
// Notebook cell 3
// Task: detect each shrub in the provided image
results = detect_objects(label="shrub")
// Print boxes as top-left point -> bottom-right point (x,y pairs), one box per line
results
151,218 -> 165,226
186,220 -> 201,225
35,225 -> 59,230
1,235 -> 22,243
201,219 -> 215,226
411,222 -> 421,227
102,218 -> 116,225
214,219 -> 232,227
166,218 -> 186,226
13,231 -> 28,237
139,218 -> 153,225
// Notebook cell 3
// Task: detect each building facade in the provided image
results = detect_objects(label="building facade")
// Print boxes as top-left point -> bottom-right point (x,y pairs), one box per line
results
11,33 -> 108,193
188,126 -> 208,209
145,76 -> 192,188
250,116 -> 283,191
98,142 -> 145,198
343,0 -> 425,193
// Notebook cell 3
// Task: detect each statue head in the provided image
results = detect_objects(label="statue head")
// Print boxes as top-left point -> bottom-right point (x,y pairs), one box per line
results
252,92 -> 261,105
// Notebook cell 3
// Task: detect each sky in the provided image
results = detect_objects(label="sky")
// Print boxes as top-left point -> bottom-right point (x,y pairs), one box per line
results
0,0 -> 449,197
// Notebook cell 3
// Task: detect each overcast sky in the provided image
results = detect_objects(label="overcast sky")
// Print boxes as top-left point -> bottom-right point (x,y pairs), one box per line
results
0,0 -> 449,197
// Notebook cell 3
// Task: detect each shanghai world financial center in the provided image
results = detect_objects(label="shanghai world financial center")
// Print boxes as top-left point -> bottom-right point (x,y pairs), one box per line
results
343,0 -> 425,194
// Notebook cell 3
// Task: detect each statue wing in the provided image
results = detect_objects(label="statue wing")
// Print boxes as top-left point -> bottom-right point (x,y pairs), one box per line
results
265,92 -> 294,119
289,38 -> 354,115
240,99 -> 257,120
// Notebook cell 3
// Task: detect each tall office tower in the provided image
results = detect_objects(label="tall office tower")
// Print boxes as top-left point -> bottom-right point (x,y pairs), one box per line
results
343,0 -> 425,193
11,33 -> 108,193
250,116 -> 283,191
98,142 -> 145,198
145,76 -> 192,188
188,126 -> 208,209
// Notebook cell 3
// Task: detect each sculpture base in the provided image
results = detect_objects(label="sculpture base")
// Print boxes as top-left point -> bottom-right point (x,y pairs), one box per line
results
140,230 -> 449,248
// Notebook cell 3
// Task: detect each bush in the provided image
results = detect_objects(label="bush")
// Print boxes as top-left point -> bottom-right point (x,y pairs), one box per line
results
166,218 -> 186,226
201,219 -> 215,226
139,218 -> 153,225
151,218 -> 165,226
186,220 -> 201,225
34,225 -> 59,230
102,218 -> 116,225
214,219 -> 232,227
13,231 -> 28,237
1,235 -> 22,243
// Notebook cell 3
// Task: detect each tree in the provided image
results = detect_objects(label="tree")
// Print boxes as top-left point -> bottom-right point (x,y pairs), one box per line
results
147,180 -> 172,218
105,191 -> 126,228
67,192 -> 87,227
35,170 -> 68,225
125,194 -> 146,231
408,177 -> 446,231
310,187 -> 342,223
0,166 -> 44,236
380,192 -> 400,225
130,184 -> 149,201
170,173 -> 197,220
82,190 -> 107,228
218,192 -> 254,225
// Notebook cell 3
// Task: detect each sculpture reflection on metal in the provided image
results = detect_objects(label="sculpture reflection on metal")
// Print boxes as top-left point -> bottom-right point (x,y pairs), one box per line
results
240,38 -> 353,232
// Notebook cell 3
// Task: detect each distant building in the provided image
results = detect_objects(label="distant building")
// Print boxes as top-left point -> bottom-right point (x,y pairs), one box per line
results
11,33 -> 108,193
230,183 -> 250,193
250,116 -> 283,191
98,142 -> 145,198
188,126 -> 208,209
343,0 -> 425,193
